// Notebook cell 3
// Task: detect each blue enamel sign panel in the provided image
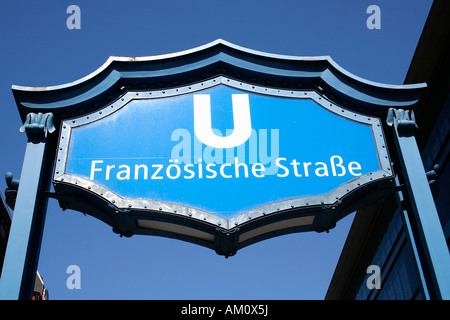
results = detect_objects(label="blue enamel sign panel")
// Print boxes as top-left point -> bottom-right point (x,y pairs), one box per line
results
54,77 -> 392,228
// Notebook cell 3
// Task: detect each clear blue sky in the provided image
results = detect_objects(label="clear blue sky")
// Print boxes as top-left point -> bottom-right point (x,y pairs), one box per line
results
0,0 -> 432,300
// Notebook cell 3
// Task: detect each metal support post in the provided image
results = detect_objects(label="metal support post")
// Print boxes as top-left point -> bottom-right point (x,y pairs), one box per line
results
387,108 -> 450,300
0,113 -> 55,300
394,175 -> 431,299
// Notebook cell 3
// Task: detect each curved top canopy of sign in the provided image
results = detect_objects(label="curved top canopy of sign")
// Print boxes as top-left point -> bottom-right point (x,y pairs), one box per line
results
12,39 -> 426,122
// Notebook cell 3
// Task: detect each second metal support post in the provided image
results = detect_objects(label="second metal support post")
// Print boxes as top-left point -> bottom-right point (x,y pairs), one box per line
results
0,113 -> 55,300
388,108 -> 450,300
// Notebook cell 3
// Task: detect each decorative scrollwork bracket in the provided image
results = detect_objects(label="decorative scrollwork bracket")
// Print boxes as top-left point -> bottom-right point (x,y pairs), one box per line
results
19,112 -> 55,139
386,108 -> 417,137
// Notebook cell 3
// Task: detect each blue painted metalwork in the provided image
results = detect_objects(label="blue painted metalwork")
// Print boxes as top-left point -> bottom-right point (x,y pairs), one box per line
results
51,77 -> 397,257
19,112 -> 55,137
401,206 -> 431,300
0,113 -> 54,300
426,164 -> 441,194
387,108 -> 450,299
4,172 -> 20,209
393,175 -> 431,300
4,40 -> 434,298
12,40 -> 426,124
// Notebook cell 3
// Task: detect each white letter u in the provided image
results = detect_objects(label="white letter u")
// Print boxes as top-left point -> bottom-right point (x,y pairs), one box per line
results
194,94 -> 252,148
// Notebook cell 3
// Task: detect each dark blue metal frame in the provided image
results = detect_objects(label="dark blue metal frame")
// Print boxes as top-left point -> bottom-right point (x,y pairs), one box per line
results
387,108 -> 450,299
2,40 -> 447,299
12,40 -> 425,123
51,77 -> 395,257
0,113 -> 55,299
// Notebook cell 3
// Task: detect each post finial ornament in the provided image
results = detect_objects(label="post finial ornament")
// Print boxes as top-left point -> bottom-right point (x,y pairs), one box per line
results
386,108 -> 417,136
19,112 -> 55,138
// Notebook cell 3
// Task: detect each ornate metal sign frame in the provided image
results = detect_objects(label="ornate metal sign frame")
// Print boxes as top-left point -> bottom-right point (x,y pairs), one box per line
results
52,75 -> 393,257
4,40 -> 449,300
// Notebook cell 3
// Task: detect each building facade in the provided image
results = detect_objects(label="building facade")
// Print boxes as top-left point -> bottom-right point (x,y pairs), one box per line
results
326,0 -> 450,300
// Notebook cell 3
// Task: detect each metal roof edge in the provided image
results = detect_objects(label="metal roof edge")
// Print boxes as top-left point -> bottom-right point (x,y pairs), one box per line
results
11,39 -> 427,122
12,39 -> 426,93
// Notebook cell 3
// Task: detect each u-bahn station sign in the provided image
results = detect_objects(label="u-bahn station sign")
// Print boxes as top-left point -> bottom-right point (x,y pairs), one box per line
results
12,40 -> 427,258
4,39 -> 450,300
56,78 -> 391,257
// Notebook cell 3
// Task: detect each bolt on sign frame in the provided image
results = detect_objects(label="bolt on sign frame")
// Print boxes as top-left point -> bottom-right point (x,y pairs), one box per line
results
0,40 -> 449,299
